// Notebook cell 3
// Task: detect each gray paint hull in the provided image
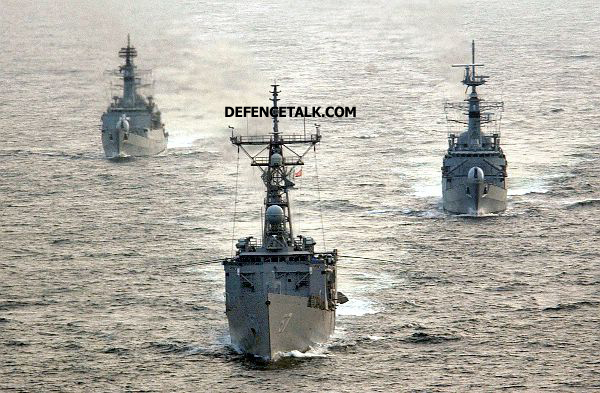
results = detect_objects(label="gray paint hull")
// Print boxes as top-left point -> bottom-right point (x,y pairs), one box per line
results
224,254 -> 338,361
443,179 -> 507,215
226,292 -> 334,359
101,128 -> 167,158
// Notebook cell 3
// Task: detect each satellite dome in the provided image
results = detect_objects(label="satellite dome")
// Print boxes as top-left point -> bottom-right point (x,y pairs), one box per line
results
270,153 -> 283,167
116,114 -> 130,132
468,167 -> 485,182
266,205 -> 285,224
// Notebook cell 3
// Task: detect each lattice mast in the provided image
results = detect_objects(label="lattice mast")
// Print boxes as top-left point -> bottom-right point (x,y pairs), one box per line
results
231,85 -> 321,251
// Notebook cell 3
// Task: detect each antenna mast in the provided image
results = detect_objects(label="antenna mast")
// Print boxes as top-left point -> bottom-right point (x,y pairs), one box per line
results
118,34 -> 138,66
231,86 -> 321,250
452,40 -> 487,92
118,34 -> 138,106
270,84 -> 280,138
445,40 -> 504,149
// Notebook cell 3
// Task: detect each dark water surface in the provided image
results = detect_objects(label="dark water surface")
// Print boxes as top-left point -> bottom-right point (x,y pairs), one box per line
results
1,1 -> 599,391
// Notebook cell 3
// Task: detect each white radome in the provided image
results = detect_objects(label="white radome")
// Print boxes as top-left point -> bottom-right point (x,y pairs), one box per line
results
270,153 -> 283,167
116,114 -> 130,132
468,166 -> 485,182
265,205 -> 285,224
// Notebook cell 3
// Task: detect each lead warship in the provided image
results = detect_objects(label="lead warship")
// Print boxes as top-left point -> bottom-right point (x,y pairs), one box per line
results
223,85 -> 346,360
442,41 -> 508,215
101,36 -> 167,158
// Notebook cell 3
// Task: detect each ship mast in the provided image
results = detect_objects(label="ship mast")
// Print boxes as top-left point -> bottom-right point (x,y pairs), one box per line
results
271,84 -> 280,137
452,40 -> 488,146
231,85 -> 321,251
118,34 -> 138,107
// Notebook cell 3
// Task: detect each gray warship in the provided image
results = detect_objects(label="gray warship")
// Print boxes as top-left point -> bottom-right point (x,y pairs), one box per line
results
101,36 -> 167,158
223,85 -> 346,360
442,41 -> 507,215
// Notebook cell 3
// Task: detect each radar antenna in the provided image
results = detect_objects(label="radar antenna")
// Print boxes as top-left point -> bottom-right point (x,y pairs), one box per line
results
452,40 -> 489,92
118,34 -> 138,66
117,34 -> 138,106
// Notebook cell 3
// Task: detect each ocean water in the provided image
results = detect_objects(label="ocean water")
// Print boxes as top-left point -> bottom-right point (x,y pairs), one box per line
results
1,0 -> 599,391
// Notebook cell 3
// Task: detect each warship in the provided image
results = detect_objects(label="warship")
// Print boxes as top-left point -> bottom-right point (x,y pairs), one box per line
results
223,85 -> 347,360
442,41 -> 508,215
100,35 -> 167,158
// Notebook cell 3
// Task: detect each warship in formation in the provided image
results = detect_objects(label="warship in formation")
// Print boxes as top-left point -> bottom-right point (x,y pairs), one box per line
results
441,41 -> 508,215
100,35 -> 167,158
223,85 -> 347,360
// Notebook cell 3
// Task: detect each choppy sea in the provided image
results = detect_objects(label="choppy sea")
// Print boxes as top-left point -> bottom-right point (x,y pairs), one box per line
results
1,1 -> 599,391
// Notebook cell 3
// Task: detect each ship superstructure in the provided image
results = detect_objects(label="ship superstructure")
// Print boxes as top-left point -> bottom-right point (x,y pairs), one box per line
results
442,41 -> 508,215
101,35 -> 167,158
223,85 -> 346,360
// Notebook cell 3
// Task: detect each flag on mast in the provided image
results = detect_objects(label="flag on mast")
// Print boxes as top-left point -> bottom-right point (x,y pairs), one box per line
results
294,167 -> 303,177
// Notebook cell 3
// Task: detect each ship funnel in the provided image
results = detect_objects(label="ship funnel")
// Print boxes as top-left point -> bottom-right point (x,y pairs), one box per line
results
467,167 -> 485,183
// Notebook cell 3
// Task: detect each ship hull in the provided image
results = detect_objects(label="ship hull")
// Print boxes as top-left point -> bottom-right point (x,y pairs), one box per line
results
102,128 -> 167,158
226,292 -> 335,360
443,180 -> 507,215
